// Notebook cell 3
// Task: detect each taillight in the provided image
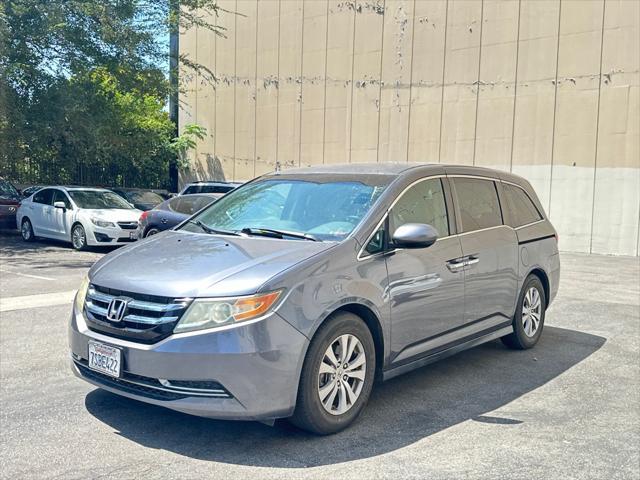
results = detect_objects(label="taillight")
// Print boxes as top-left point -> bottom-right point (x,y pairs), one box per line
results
139,211 -> 148,222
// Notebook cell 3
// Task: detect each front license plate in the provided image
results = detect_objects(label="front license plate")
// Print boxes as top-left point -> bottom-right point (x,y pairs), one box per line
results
129,231 -> 137,239
88,341 -> 122,378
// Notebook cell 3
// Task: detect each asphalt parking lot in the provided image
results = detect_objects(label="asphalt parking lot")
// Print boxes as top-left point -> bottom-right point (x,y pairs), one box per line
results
1,231 -> 638,479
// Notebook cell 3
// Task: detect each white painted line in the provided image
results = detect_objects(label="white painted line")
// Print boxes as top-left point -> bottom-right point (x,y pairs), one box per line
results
0,290 -> 77,313
0,268 -> 55,281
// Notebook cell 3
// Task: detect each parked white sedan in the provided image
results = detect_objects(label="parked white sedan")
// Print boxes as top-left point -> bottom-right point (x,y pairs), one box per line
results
17,186 -> 142,250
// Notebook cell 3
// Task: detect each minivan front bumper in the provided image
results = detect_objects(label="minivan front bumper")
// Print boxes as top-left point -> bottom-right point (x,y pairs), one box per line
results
69,302 -> 309,421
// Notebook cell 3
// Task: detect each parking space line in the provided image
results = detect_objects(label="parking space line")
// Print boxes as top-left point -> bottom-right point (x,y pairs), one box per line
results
0,267 -> 55,281
0,290 -> 77,312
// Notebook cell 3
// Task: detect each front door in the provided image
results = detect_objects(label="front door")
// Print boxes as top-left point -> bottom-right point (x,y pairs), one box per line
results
380,177 -> 465,366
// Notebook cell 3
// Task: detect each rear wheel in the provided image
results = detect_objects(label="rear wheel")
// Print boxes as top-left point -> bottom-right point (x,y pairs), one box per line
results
21,218 -> 35,242
71,224 -> 88,251
502,274 -> 546,350
290,312 -> 376,435
145,227 -> 160,238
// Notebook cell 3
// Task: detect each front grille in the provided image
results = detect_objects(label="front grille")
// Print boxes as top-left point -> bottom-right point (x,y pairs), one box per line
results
74,359 -> 232,401
84,284 -> 190,344
117,221 -> 138,230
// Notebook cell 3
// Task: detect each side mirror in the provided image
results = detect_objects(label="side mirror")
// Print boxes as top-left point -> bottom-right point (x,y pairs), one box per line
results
53,201 -> 67,210
392,223 -> 439,249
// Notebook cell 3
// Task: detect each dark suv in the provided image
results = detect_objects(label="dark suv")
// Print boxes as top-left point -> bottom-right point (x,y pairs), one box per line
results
0,178 -> 21,230
70,164 -> 559,434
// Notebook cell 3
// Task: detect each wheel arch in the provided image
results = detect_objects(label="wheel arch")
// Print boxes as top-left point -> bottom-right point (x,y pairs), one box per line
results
318,302 -> 385,382
527,267 -> 550,307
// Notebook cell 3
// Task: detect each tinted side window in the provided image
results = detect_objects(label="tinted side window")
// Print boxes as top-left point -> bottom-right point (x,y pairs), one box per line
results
33,188 -> 54,205
389,178 -> 449,237
503,183 -> 543,227
453,178 -> 502,232
52,190 -> 72,209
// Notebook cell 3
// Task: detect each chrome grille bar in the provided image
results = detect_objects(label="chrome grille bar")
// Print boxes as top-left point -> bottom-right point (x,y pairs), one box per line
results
87,287 -> 188,312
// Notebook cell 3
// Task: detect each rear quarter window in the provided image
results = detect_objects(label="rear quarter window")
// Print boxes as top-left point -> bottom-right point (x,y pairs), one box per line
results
452,178 -> 503,232
502,183 -> 543,227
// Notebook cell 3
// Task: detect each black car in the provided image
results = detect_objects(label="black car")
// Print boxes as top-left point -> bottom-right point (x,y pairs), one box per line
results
136,193 -> 222,238
111,188 -> 165,211
0,178 -> 21,229
179,181 -> 242,195
20,185 -> 45,198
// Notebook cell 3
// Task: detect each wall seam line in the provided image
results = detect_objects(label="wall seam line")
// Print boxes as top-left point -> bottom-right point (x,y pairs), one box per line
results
438,0 -> 449,164
298,0 -> 305,167
405,0 -> 417,163
275,0 -> 281,171
548,0 -> 562,217
376,0 -> 387,163
348,3 -> 357,163
588,0 -> 607,254
232,0 -> 237,181
472,0 -> 485,166
253,0 -> 259,177
509,0 -> 522,173
322,0 -> 330,165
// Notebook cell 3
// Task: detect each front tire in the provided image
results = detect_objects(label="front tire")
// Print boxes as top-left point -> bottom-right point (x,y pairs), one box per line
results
21,218 -> 35,242
502,274 -> 546,350
71,224 -> 88,251
290,312 -> 376,435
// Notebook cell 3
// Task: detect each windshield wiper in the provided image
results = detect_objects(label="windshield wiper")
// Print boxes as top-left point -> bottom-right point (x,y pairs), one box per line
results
240,227 -> 320,242
188,220 -> 240,236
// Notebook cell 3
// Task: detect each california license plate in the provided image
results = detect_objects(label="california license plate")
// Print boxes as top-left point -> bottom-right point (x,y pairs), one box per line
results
88,341 -> 121,378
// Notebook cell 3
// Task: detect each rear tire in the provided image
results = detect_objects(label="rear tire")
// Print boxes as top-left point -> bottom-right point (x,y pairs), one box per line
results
145,228 -> 160,238
71,224 -> 88,251
21,218 -> 35,242
290,312 -> 376,435
502,274 -> 546,350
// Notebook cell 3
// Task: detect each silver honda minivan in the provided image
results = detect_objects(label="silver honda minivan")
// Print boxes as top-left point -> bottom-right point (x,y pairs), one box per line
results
70,164 -> 560,434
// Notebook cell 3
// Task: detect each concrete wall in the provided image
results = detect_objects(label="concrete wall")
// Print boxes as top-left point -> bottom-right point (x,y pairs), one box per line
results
179,0 -> 640,256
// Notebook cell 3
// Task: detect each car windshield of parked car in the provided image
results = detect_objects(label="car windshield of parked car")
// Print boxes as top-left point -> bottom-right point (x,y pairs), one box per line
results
125,190 -> 164,205
184,184 -> 235,194
68,190 -> 133,209
182,177 -> 388,241
0,180 -> 19,200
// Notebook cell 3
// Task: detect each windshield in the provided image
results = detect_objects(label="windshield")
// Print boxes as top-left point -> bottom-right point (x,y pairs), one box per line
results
184,184 -> 235,194
68,190 -> 134,209
125,190 -> 164,205
0,180 -> 19,199
181,178 -> 388,241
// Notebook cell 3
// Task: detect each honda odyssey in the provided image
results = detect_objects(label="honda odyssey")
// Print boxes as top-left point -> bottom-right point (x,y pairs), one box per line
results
69,164 -> 560,434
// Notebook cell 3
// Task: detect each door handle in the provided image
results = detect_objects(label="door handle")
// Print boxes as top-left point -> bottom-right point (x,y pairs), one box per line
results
465,256 -> 479,267
446,259 -> 467,272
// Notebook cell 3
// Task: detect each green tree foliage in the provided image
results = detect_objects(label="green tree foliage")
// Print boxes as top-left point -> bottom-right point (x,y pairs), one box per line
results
0,0 -> 222,189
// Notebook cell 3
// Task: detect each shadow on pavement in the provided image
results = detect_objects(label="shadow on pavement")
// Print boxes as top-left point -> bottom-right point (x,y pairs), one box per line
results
84,326 -> 605,467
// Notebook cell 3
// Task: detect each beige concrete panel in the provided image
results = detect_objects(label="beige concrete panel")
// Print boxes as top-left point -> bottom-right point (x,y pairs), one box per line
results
277,1 -> 304,171
234,0 -> 258,181
378,0 -> 415,163
549,0 -> 604,253
323,1 -> 355,164
300,0 -> 328,167
350,2 -> 384,164
474,0 -> 519,170
407,0 -> 447,163
510,0 -> 560,210
214,1 -> 237,180
178,26 -> 199,183
440,0 -> 482,165
255,0 -> 280,176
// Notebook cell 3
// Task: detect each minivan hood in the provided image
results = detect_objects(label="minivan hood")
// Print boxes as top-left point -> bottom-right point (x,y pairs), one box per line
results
89,230 -> 334,298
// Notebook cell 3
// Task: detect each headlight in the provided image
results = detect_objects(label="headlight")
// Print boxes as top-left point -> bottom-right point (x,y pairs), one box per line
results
174,290 -> 282,333
75,275 -> 90,311
91,217 -> 115,228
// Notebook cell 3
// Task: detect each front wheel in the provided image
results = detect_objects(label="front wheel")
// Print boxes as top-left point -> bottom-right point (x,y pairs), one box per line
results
502,275 -> 546,350
21,218 -> 35,242
290,312 -> 376,435
71,224 -> 88,251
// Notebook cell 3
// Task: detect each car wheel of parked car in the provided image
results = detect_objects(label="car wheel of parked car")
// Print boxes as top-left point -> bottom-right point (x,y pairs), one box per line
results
290,312 -> 376,435
145,228 -> 160,238
502,274 -> 546,350
71,224 -> 88,251
21,218 -> 35,242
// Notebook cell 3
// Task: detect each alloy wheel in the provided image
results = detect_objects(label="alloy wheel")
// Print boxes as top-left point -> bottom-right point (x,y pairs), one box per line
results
317,334 -> 366,416
21,221 -> 31,240
72,227 -> 85,249
522,286 -> 542,337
